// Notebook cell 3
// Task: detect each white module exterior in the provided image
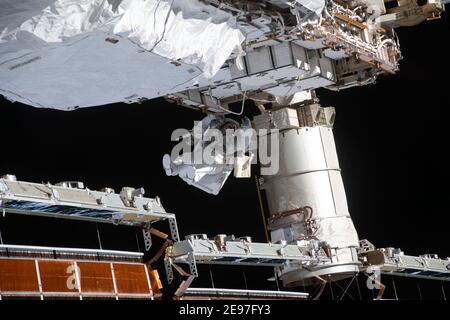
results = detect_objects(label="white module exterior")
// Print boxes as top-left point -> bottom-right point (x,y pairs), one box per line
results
262,125 -> 360,285
265,127 -> 359,248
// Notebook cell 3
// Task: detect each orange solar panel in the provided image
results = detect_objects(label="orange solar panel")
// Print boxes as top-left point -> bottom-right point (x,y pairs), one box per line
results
113,263 -> 151,294
38,260 -> 78,293
0,259 -> 39,293
0,257 -> 154,299
148,269 -> 163,294
77,262 -> 115,294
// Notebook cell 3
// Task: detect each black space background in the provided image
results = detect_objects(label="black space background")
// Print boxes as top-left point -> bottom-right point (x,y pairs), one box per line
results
0,17 -> 449,299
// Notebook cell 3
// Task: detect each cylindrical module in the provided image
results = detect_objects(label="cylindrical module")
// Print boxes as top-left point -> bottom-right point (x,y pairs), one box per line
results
260,106 -> 360,287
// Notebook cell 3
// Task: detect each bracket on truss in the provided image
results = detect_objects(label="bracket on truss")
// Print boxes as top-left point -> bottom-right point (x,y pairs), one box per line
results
164,256 -> 174,284
168,216 -> 180,242
164,251 -> 198,298
186,252 -> 198,277
141,215 -> 178,253
142,228 -> 153,251
164,251 -> 198,282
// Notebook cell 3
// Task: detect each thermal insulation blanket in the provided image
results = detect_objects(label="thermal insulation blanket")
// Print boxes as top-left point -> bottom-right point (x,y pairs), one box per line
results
0,0 -> 244,110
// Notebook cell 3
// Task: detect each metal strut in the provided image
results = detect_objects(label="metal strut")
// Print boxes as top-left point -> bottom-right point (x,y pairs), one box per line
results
142,228 -> 152,251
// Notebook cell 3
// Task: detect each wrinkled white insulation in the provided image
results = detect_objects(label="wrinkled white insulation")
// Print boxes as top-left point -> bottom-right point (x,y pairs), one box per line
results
0,0 -> 244,109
